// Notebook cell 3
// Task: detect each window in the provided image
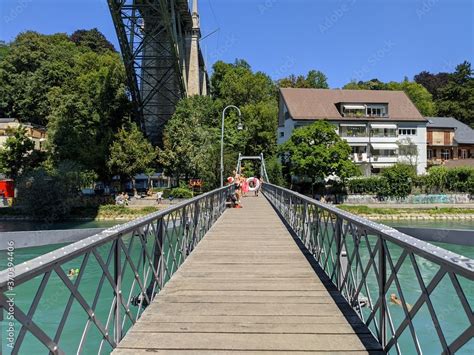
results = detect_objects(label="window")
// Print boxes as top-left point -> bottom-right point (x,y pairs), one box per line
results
441,149 -> 450,160
367,107 -> 382,116
461,149 -> 468,159
398,128 -> 417,136
340,125 -> 367,137
371,128 -> 397,137
279,131 -> 284,138
427,149 -> 433,159
366,105 -> 387,117
372,149 -> 397,157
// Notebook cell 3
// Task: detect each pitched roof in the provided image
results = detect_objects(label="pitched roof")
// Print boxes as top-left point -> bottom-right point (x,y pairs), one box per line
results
427,117 -> 474,144
279,88 -> 426,121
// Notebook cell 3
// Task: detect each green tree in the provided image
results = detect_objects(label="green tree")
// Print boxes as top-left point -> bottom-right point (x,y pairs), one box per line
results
159,96 -> 221,187
15,161 -> 96,220
0,31 -> 129,130
108,123 -> 157,193
280,121 -> 358,185
0,42 -> 9,62
278,70 -> 329,89
436,61 -> 474,126
414,70 -> 451,99
0,125 -> 34,179
386,80 -> 436,116
70,28 -> 116,53
211,59 -> 276,107
381,163 -> 416,199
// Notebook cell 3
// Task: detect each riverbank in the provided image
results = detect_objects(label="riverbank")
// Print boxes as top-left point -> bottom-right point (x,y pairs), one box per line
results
338,205 -> 474,220
0,205 -> 163,221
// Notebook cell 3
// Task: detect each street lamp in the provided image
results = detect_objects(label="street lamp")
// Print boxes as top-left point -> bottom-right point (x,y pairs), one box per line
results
221,105 -> 243,187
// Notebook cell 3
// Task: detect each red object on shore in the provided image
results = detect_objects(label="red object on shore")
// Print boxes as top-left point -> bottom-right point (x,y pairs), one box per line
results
0,179 -> 14,198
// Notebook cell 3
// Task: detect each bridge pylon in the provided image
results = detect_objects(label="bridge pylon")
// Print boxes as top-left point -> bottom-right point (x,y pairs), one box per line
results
108,0 -> 208,146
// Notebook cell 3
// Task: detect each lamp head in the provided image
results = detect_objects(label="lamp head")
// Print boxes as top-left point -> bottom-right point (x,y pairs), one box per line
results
237,122 -> 244,131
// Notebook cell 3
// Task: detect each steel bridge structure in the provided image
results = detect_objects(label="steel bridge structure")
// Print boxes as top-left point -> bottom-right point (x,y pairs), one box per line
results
107,0 -> 208,145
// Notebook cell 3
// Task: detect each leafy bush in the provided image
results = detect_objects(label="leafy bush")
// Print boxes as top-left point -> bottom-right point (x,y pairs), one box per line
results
347,177 -> 388,195
445,167 -> 474,192
381,164 -> 416,199
169,187 -> 193,199
425,166 -> 448,193
15,162 -> 96,220
266,157 -> 285,186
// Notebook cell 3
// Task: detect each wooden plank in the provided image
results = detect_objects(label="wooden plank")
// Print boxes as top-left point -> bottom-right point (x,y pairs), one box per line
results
113,195 -> 380,354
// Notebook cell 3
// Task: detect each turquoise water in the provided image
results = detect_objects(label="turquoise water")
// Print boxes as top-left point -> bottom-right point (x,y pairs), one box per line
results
0,222 -> 184,354
0,220 -> 122,232
0,220 -> 473,354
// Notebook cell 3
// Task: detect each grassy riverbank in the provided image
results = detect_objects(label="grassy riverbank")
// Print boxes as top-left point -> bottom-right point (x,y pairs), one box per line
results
0,205 -> 162,221
338,205 -> 474,220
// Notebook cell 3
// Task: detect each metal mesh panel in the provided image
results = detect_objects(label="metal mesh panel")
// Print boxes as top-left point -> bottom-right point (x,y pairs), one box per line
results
0,186 -> 231,354
263,183 -> 474,354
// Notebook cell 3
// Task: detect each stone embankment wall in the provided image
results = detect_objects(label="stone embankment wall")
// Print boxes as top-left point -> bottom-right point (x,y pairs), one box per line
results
344,194 -> 472,205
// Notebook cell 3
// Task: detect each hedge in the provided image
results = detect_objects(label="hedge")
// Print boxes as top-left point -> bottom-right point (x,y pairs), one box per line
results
347,165 -> 474,198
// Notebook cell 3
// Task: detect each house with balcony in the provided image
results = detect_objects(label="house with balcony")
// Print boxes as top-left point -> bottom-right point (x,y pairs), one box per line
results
0,118 -> 47,151
278,88 -> 428,175
426,117 -> 474,166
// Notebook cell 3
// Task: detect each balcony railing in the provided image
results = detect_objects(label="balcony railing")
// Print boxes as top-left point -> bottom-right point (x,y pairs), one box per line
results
0,186 -> 232,354
262,183 -> 473,354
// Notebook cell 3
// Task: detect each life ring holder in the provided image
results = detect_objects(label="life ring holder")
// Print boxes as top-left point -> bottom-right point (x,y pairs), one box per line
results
246,177 -> 260,192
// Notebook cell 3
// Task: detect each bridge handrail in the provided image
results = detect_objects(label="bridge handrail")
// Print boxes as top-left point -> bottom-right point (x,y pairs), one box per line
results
262,182 -> 473,354
0,185 -> 232,354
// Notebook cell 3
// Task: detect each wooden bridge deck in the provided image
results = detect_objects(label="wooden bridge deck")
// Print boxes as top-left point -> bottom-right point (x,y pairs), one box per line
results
113,195 -> 382,354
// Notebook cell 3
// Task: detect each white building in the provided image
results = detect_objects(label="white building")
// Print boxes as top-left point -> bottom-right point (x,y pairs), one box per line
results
278,88 -> 427,175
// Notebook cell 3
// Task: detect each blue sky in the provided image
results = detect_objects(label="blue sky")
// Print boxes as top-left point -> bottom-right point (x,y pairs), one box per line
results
0,0 -> 472,88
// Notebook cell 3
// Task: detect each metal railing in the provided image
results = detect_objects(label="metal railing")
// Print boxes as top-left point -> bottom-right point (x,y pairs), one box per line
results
263,183 -> 473,354
0,186 -> 232,354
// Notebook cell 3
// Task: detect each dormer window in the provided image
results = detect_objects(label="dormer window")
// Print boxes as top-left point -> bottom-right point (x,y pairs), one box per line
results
366,104 -> 388,117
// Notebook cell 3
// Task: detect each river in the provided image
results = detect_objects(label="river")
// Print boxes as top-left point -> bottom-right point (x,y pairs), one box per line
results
0,219 -> 472,353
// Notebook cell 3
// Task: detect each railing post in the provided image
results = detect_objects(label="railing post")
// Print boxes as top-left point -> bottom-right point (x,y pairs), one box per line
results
378,236 -> 387,349
335,216 -> 343,290
114,238 -> 122,344
191,201 -> 200,250
301,201 -> 308,246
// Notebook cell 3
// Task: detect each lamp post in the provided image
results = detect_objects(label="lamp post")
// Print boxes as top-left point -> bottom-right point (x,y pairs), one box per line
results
221,105 -> 243,187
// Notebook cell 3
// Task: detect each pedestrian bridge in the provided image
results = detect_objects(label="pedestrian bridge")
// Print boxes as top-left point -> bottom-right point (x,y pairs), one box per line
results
0,184 -> 472,354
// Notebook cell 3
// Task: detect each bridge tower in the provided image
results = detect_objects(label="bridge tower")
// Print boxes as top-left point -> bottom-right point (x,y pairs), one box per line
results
108,0 -> 208,146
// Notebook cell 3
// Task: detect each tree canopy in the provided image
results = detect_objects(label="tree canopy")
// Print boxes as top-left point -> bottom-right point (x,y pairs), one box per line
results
434,61 -> 474,126
277,70 -> 329,89
280,121 -> 358,183
0,31 -> 131,180
108,123 -> 157,189
70,28 -> 116,53
0,125 -> 34,179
